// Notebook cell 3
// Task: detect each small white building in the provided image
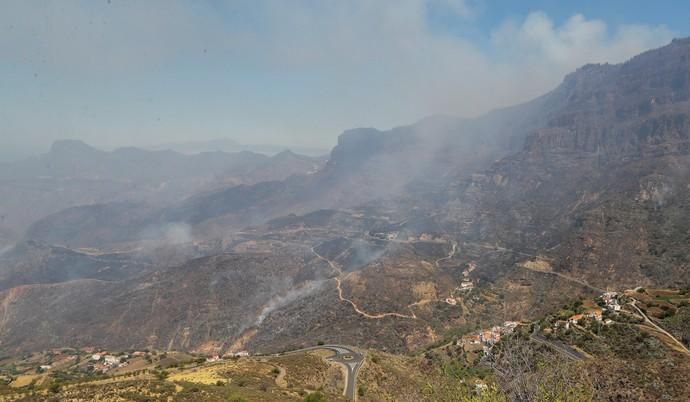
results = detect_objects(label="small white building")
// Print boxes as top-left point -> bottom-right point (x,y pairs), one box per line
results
104,355 -> 120,366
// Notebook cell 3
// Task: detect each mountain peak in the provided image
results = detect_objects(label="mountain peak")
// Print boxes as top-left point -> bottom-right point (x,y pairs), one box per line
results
49,139 -> 100,155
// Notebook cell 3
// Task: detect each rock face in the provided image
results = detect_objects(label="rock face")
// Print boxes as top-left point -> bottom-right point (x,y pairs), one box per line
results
437,37 -> 690,289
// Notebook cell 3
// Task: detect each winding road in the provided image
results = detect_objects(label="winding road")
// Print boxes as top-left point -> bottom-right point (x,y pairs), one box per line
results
311,246 -> 417,319
434,241 -> 457,267
629,300 -> 690,355
279,344 -> 365,400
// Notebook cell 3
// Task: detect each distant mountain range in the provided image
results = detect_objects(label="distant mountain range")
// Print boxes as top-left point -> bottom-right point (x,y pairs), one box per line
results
147,137 -> 329,157
0,141 -> 324,247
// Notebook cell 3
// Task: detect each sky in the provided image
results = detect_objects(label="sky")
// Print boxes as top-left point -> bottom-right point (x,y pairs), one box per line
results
1,0 -> 688,160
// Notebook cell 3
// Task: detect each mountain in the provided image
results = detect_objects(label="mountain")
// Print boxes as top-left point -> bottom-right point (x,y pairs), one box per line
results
148,137 -> 329,157
2,38 -> 690,358
432,37 -> 690,289
2,139 -> 322,182
25,86 -> 555,249
0,142 -> 324,247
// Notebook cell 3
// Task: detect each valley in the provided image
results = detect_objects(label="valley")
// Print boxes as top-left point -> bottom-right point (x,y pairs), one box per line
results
1,31 -> 690,401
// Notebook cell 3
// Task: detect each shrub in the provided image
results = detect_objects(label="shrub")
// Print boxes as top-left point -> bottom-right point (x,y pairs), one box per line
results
49,382 -> 61,394
303,391 -> 328,402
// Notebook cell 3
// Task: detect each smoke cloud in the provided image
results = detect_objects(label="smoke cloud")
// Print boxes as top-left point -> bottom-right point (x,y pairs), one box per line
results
253,280 -> 326,327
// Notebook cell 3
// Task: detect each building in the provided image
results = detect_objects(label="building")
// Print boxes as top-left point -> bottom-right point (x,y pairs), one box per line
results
601,292 -> 622,312
103,355 -> 120,366
568,308 -> 603,325
458,334 -> 481,346
502,321 -> 520,333
584,308 -> 603,321
568,314 -> 584,325
93,363 -> 110,373
480,329 -> 501,345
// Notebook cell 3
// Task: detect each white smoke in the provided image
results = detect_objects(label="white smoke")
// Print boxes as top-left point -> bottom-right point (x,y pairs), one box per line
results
0,244 -> 13,257
254,280 -> 326,327
139,222 -> 194,246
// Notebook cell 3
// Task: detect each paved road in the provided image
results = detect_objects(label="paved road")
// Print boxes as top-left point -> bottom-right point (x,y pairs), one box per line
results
279,344 -> 365,400
629,300 -> 690,354
517,263 -> 606,293
530,325 -> 585,361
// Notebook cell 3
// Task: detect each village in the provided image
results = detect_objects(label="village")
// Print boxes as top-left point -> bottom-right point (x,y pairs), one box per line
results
456,320 -> 521,355
453,290 -> 626,356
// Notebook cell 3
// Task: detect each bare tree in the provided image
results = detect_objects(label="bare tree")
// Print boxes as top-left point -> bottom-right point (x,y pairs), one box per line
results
487,336 -> 596,402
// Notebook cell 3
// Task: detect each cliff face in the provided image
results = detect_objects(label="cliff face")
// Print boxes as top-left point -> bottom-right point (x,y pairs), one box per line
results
524,38 -> 690,156
440,38 -> 690,289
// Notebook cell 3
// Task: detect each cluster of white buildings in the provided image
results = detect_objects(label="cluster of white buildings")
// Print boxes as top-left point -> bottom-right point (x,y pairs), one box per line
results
601,291 -> 622,312
220,351 -> 250,359
454,262 -> 477,293
458,321 -> 521,353
90,353 -> 128,373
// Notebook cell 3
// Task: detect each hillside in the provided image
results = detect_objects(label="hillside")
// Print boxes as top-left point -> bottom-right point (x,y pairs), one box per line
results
1,289 -> 689,401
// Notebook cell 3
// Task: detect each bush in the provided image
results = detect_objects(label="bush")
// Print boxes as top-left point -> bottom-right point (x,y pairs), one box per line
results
303,392 -> 328,402
49,382 -> 61,394
155,370 -> 169,380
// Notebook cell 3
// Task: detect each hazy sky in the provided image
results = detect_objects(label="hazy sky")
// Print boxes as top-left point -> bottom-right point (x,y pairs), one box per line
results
1,0 -> 687,160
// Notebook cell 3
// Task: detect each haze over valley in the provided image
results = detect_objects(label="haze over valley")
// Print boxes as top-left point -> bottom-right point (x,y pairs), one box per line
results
2,2 -> 690,401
